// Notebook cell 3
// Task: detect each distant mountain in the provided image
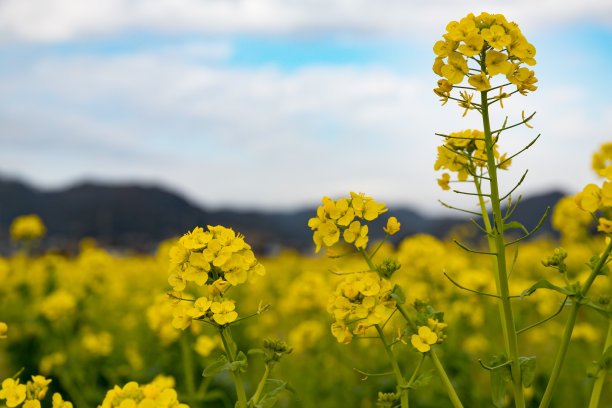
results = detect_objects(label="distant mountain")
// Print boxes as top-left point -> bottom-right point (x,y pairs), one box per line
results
0,177 -> 566,254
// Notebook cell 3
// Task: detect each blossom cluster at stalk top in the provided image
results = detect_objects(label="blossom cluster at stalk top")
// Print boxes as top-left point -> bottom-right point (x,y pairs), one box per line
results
167,225 -> 265,329
308,192 -> 389,253
433,12 -> 537,108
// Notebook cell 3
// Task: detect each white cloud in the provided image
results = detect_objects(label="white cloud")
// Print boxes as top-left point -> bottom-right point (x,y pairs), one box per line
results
0,48 -> 609,213
0,0 -> 610,43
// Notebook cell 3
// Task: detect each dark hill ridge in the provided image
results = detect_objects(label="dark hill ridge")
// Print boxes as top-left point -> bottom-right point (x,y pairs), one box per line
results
0,177 -> 566,254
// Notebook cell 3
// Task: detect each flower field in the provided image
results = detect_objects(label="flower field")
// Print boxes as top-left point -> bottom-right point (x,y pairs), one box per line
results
2,11 -> 612,408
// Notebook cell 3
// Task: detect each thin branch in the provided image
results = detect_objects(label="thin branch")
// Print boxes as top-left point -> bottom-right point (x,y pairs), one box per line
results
470,218 -> 491,236
505,207 -> 550,246
491,112 -> 536,134
498,134 -> 541,168
479,359 -> 512,371
434,132 -> 485,141
438,200 -> 482,216
516,297 -> 568,335
453,189 -> 491,197
353,368 -> 395,378
507,243 -> 520,281
500,170 -> 528,201
443,272 -> 500,298
454,239 -> 497,255
504,194 -> 522,221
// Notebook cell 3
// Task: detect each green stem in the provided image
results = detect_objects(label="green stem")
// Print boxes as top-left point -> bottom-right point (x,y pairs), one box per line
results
375,324 -> 409,408
359,248 -> 377,271
588,318 -> 612,408
396,303 -> 416,331
479,85 -> 525,408
252,364 -> 270,404
407,354 -> 425,386
180,335 -> 196,400
539,238 -> 612,408
473,174 -> 512,351
430,349 -> 464,408
220,326 -> 249,408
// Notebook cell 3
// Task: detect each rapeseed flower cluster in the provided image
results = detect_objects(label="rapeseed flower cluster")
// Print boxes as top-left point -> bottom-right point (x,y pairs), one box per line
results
433,12 -> 537,108
574,143 -> 612,233
166,225 -> 265,329
0,376 -> 59,408
328,272 -> 396,343
10,214 -> 46,242
308,192 -> 388,253
98,376 -> 188,408
434,129 -> 511,189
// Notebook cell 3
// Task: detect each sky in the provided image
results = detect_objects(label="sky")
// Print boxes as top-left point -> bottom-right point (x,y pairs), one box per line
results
0,0 -> 611,216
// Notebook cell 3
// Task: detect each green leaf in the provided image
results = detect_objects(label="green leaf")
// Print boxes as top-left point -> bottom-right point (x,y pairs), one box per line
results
254,379 -> 287,408
488,356 -> 511,408
203,354 -> 230,377
519,356 -> 536,388
390,285 -> 406,305
587,361 -> 602,378
521,279 -> 575,299
601,346 -> 612,370
586,255 -> 609,275
407,370 -> 434,390
228,351 -> 248,373
503,221 -> 529,234
490,367 -> 508,408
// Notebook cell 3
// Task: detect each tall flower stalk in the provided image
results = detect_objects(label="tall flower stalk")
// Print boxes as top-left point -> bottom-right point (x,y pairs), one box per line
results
433,12 -> 538,408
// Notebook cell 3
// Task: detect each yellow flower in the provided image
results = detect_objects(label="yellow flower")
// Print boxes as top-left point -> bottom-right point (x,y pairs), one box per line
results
0,322 -> 7,339
383,217 -> 401,235
441,52 -> 468,85
468,72 -> 491,91
210,300 -> 238,325
437,173 -> 451,191
188,297 -> 212,318
24,400 -> 41,408
343,221 -> 368,249
433,40 -> 458,58
10,214 -> 46,241
208,278 -> 231,297
575,184 -> 602,212
457,33 -> 484,57
331,322 -> 353,344
597,218 -> 612,234
411,326 -> 438,353
485,50 -> 512,76
481,25 -> 511,50
0,378 -> 27,407
194,335 -> 219,357
318,220 -> 340,248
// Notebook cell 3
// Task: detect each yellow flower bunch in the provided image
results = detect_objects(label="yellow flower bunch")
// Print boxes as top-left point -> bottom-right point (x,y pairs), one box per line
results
434,129 -> 511,190
168,225 -> 265,290
0,322 -> 7,339
327,272 -> 396,343
10,214 -> 46,241
574,143 -> 612,233
0,378 -> 26,407
98,376 -> 189,408
166,225 -> 265,329
592,142 -> 612,176
551,196 -> 592,241
308,192 -> 388,253
433,12 -> 537,108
